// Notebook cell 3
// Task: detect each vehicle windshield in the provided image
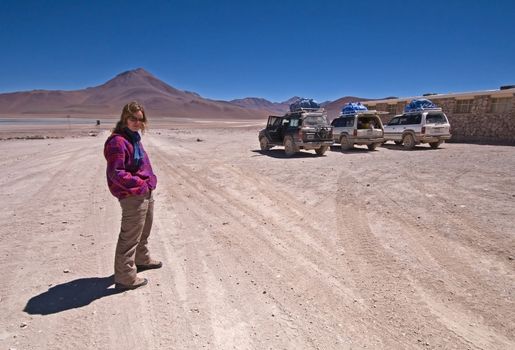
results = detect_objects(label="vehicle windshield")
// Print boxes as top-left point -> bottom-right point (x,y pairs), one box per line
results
426,113 -> 448,124
303,115 -> 329,126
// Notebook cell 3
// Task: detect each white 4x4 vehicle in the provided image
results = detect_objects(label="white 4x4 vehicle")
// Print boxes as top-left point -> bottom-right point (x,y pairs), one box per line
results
331,110 -> 385,151
383,100 -> 451,149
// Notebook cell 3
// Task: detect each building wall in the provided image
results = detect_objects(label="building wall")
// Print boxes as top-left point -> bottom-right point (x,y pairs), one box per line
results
364,92 -> 515,145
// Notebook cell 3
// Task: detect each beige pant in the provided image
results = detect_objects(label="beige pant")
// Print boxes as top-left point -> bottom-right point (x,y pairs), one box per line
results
114,191 -> 154,285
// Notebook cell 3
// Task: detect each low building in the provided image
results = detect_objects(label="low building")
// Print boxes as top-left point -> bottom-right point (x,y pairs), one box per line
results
361,86 -> 515,145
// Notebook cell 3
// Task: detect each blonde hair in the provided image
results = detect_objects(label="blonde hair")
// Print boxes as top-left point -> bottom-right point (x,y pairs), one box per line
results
113,101 -> 148,133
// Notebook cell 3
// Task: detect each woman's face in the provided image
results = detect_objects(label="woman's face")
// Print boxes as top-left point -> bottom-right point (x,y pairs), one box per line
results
127,110 -> 144,132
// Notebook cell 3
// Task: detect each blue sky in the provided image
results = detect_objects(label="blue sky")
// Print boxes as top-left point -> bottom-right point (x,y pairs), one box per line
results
1,0 -> 514,102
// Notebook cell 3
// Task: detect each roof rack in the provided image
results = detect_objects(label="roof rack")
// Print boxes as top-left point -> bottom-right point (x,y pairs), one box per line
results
404,107 -> 442,113
340,109 -> 387,116
289,107 -> 325,113
404,98 -> 441,113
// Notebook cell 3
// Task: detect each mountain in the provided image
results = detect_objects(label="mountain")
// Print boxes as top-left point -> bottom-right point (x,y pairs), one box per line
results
229,96 -> 301,115
324,96 -> 373,119
0,68 -> 268,119
0,68 -> 380,120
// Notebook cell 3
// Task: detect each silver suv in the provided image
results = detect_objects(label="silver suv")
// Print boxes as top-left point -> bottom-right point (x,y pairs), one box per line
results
383,109 -> 451,149
330,111 -> 385,151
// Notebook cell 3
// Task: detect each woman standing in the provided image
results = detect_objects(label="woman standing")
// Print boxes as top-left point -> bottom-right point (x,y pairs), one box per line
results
104,101 -> 161,290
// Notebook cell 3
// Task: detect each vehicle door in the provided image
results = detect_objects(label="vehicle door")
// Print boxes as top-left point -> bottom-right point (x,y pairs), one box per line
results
331,117 -> 345,141
403,113 -> 422,134
266,116 -> 283,142
384,116 -> 401,140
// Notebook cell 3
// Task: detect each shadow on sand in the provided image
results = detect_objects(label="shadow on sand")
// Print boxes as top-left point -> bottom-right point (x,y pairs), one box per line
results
380,143 -> 441,151
251,149 -> 326,158
24,275 -> 123,315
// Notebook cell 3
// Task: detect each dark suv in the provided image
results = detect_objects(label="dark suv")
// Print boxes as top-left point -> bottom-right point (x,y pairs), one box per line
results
258,109 -> 333,156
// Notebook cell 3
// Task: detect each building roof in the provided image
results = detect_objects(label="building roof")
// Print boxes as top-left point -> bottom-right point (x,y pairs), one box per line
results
363,87 -> 515,105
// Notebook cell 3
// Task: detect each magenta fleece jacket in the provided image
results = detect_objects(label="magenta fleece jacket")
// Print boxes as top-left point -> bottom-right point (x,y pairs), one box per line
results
104,132 -> 157,200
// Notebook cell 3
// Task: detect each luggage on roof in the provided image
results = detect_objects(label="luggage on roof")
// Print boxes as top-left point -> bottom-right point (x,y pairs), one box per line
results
404,99 -> 439,112
290,98 -> 320,112
341,102 -> 368,115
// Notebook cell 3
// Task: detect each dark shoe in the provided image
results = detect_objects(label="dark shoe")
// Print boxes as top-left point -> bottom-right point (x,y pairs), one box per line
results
115,277 -> 148,290
136,260 -> 163,272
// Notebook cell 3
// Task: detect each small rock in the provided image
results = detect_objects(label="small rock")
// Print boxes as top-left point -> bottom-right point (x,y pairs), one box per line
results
20,322 -> 28,328
63,269 -> 70,273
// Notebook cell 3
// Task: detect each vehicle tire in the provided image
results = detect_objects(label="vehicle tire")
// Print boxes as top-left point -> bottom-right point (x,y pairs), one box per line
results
340,135 -> 353,151
259,137 -> 271,151
429,140 -> 443,149
402,134 -> 415,150
315,145 -> 328,155
283,136 -> 297,156
394,141 -> 402,145
367,143 -> 379,151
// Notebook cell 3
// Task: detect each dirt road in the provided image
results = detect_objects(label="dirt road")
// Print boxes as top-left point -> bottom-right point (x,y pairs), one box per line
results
0,128 -> 513,349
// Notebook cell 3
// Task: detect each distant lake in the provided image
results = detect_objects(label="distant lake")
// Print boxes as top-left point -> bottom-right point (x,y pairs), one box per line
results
0,117 -> 109,126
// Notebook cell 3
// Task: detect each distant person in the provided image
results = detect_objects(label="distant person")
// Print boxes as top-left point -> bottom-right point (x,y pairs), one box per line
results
104,101 -> 161,290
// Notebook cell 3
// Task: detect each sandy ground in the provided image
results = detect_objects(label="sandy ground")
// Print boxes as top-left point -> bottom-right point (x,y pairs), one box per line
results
0,126 -> 514,349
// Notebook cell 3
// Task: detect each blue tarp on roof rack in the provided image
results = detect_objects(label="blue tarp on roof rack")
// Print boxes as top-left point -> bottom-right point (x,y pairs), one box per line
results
289,98 -> 320,112
341,102 -> 368,115
404,99 -> 439,112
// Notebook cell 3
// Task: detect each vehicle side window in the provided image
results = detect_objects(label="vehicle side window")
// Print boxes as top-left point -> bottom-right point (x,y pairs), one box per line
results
269,117 -> 282,127
398,114 -> 421,125
388,117 -> 400,125
332,118 -> 348,127
405,114 -> 421,124
289,118 -> 299,127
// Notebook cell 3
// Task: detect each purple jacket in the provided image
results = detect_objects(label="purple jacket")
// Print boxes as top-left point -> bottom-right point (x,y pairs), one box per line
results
104,131 -> 157,200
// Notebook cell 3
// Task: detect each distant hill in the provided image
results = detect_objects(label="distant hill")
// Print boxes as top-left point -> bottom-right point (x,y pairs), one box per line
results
324,96 -> 372,119
229,96 -> 302,115
0,68 -> 268,119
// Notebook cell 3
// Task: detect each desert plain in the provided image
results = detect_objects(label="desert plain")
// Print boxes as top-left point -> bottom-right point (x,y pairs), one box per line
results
0,120 -> 514,349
